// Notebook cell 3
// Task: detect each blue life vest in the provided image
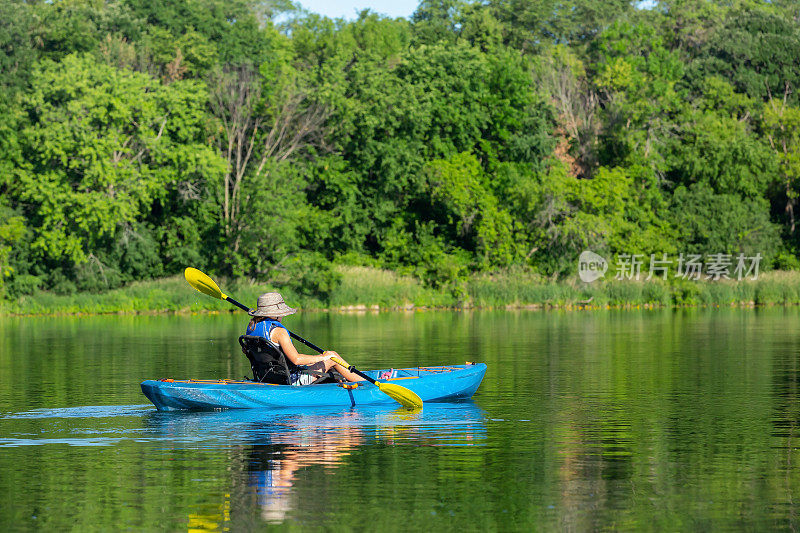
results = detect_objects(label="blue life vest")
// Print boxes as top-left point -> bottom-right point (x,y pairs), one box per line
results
246,319 -> 287,340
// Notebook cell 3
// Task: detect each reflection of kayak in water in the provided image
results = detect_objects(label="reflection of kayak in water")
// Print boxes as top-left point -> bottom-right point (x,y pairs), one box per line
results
154,402 -> 487,526
141,363 -> 487,411
142,401 -> 487,448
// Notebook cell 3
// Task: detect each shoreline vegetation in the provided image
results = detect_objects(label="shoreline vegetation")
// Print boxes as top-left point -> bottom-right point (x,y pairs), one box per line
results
3,267 -> 800,317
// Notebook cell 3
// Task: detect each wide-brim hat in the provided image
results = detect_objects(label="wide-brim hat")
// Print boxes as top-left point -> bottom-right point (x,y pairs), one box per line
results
249,292 -> 297,317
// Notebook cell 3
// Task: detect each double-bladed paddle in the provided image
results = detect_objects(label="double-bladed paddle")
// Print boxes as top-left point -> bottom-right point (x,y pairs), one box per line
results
183,267 -> 423,410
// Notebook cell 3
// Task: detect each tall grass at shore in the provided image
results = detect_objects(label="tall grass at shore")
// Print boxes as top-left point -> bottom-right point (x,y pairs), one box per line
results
328,267 -> 447,308
0,277 -> 269,315
3,268 -> 800,316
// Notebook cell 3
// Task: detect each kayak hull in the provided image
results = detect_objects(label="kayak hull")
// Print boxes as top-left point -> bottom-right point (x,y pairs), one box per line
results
141,363 -> 486,411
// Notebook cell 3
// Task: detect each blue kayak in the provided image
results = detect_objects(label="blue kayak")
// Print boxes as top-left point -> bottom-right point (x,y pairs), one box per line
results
141,363 -> 487,411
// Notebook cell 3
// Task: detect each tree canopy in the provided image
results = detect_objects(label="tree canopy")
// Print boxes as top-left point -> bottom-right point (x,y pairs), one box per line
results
2,0 -> 799,298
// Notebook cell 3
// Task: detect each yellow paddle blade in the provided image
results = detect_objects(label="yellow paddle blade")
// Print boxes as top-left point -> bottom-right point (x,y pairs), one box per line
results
184,268 -> 227,300
376,381 -> 424,410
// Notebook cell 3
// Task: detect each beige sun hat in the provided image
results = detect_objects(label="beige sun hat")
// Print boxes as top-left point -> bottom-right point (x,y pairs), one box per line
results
249,292 -> 297,317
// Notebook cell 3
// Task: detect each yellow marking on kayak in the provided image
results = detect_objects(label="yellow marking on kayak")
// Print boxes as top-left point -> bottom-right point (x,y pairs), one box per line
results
161,379 -> 278,385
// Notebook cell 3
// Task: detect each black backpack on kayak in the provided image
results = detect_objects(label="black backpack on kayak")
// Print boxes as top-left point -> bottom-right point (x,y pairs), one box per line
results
238,335 -> 339,385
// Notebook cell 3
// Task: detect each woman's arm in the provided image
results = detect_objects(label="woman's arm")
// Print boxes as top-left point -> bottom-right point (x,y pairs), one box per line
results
272,327 -> 330,366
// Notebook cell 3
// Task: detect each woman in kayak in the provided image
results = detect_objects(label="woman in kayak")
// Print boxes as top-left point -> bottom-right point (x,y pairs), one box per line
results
246,292 -> 361,385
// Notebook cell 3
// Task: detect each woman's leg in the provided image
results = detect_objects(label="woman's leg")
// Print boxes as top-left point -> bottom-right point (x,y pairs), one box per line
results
323,358 -> 361,382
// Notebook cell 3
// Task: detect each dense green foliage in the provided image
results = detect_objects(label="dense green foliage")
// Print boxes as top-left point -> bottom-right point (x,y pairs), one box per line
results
2,0 -> 799,302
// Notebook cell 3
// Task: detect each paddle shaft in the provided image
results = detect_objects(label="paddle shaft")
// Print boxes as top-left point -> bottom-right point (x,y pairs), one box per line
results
223,295 -> 251,314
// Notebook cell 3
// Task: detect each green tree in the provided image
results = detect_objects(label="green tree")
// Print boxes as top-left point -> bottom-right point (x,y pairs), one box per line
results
322,42 -> 553,261
763,96 -> 800,238
510,161 -> 676,273
0,205 -> 26,297
206,59 -> 329,277
670,183 -> 780,261
12,54 -> 225,290
664,109 -> 777,199
693,7 -> 800,104
591,18 -> 688,171
411,0 -> 467,45
33,0 -> 143,61
123,0 -> 270,64
426,152 -> 520,268
486,0 -> 635,52
136,26 -> 219,80
0,1 -> 38,95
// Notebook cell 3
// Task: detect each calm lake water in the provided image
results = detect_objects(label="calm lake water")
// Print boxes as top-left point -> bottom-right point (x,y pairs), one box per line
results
2,309 -> 800,530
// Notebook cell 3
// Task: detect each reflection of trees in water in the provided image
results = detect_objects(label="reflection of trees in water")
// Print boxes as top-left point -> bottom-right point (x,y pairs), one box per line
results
771,341 -> 800,529
772,340 -> 800,438
555,397 -> 634,531
547,314 -> 800,531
